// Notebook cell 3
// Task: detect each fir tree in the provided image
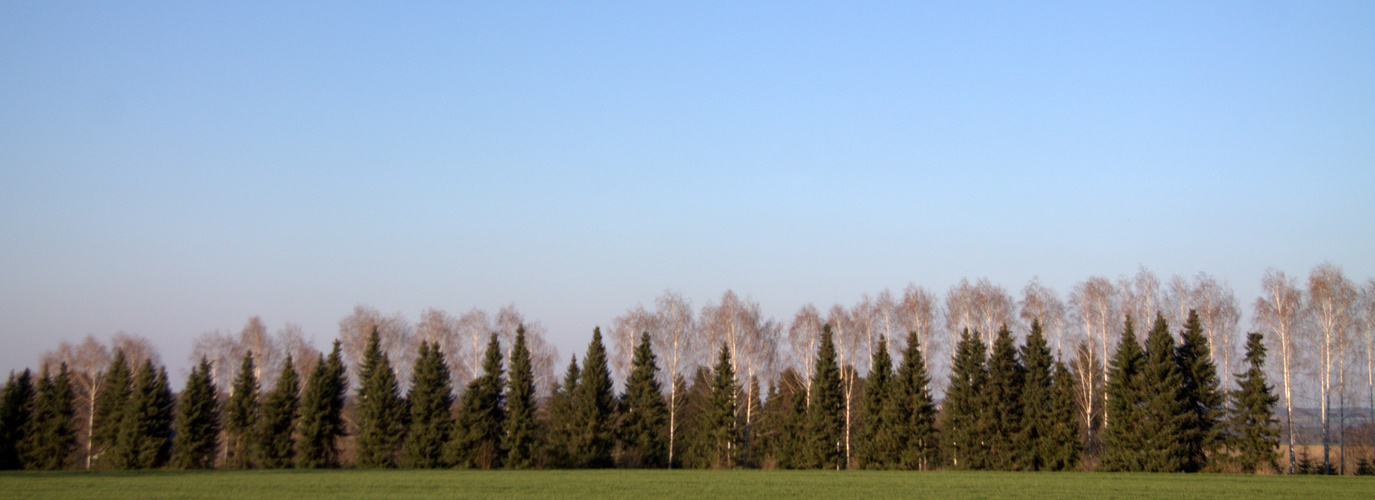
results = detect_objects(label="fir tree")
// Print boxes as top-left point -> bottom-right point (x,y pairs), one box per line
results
702,343 -> 738,468
297,341 -> 347,468
354,327 -> 407,468
1019,319 -> 1056,471
256,354 -> 300,468
113,362 -> 173,469
1229,332 -> 1280,473
857,333 -> 893,469
942,328 -> 989,470
505,327 -> 539,468
985,325 -> 1025,470
403,342 -> 453,468
1176,309 -> 1224,472
0,369 -> 35,470
886,330 -> 938,470
90,350 -> 131,469
680,366 -> 714,469
1139,314 -> 1187,472
172,357 -> 220,469
619,331 -> 667,468
1101,318 -> 1144,472
449,334 -> 505,469
224,352 -> 259,469
20,364 -> 75,470
1046,360 -> 1083,471
545,355 -> 579,467
572,327 -> 614,468
807,325 -> 844,470
761,368 -> 807,469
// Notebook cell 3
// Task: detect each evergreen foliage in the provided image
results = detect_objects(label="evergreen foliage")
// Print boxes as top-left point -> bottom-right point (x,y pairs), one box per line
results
1175,309 -> 1224,472
354,328 -> 406,468
113,362 -> 174,469
256,354 -> 300,468
887,330 -> 938,470
985,325 -> 1024,470
857,333 -> 893,469
449,334 -> 505,469
1228,332 -> 1280,473
1101,319 -> 1145,472
760,368 -> 806,469
224,352 -> 259,469
504,326 -> 539,469
942,328 -> 989,470
297,341 -> 347,469
403,342 -> 453,468
90,350 -> 131,469
1045,360 -> 1083,471
807,325 -> 844,470
1138,314 -> 1186,472
679,366 -> 714,469
20,364 -> 75,470
172,357 -> 220,469
545,355 -> 579,468
618,331 -> 667,468
1019,319 -> 1055,470
702,343 -> 738,468
0,369 -> 35,470
571,327 -> 614,468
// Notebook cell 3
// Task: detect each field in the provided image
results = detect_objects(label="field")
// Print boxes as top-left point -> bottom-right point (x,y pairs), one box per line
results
3,470 -> 1375,500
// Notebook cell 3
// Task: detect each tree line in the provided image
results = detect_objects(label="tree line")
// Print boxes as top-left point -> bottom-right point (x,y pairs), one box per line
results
2,263 -> 1373,473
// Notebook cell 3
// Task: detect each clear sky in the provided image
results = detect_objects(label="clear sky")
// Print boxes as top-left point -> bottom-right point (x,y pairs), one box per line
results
2,1 -> 1372,379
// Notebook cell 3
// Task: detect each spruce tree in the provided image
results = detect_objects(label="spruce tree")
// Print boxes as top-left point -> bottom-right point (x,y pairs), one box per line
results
256,354 -> 300,468
1139,314 -> 1186,472
702,343 -> 738,468
355,327 -> 406,468
90,350 -> 131,469
942,328 -> 989,470
857,333 -> 893,469
224,352 -> 259,469
1176,309 -> 1224,472
1229,332 -> 1280,473
807,325 -> 844,470
764,368 -> 807,469
545,355 -> 579,467
20,364 -> 75,470
0,369 -> 35,470
403,342 -> 453,468
619,331 -> 667,468
1046,360 -> 1083,471
985,325 -> 1024,470
680,366 -> 714,469
114,362 -> 173,469
505,327 -> 539,468
1020,319 -> 1055,471
1101,318 -> 1144,472
449,334 -> 506,468
572,327 -> 614,468
297,341 -> 347,468
172,357 -> 220,469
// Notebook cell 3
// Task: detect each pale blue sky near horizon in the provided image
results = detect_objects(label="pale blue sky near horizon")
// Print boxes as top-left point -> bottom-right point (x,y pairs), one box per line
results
2,1 -> 1372,379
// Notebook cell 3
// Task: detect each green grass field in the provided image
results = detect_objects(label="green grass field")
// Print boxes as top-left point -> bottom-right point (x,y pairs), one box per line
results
2,470 -> 1374,499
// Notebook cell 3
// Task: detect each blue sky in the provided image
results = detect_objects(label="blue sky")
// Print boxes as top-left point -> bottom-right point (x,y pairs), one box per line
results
2,1 -> 1372,377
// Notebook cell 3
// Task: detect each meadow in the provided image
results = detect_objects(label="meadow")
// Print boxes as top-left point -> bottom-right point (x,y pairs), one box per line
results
3,470 -> 1374,500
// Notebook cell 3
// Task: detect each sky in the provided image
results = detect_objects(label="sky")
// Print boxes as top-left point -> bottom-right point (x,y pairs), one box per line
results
2,1 -> 1373,380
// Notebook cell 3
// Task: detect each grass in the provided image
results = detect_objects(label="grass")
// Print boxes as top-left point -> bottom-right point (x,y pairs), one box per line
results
2,469 -> 1374,499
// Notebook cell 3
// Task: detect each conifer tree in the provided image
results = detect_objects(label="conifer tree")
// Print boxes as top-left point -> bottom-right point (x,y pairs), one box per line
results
1046,360 -> 1083,471
297,341 -> 347,468
886,330 -> 937,470
505,327 -> 539,468
619,331 -> 667,468
1101,318 -> 1144,472
1229,332 -> 1280,473
572,328 -> 614,468
942,328 -> 989,470
114,362 -> 173,469
224,352 -> 259,469
172,357 -> 220,469
1020,319 -> 1055,470
857,333 -> 893,469
21,364 -> 75,470
985,325 -> 1024,470
545,355 -> 579,467
1139,314 -> 1186,472
355,327 -> 406,468
807,325 -> 844,470
1176,309 -> 1224,472
0,369 -> 35,470
449,334 -> 505,468
90,350 -> 131,469
761,369 -> 806,469
256,354 -> 299,468
702,343 -> 738,468
403,342 -> 453,468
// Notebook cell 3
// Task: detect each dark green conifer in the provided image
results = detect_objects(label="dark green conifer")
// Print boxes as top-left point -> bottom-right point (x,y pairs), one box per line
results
985,325 -> 1024,470
256,354 -> 299,468
1139,314 -> 1186,472
1101,318 -> 1144,472
702,343 -> 738,468
90,350 -> 131,469
403,342 -> 453,468
1176,309 -> 1224,472
572,328 -> 614,468
1229,332 -> 1280,473
297,341 -> 347,468
857,334 -> 893,469
886,330 -> 938,470
619,331 -> 667,468
354,328 -> 406,468
807,325 -> 844,470
761,369 -> 806,469
942,328 -> 989,470
1020,319 -> 1055,470
113,362 -> 173,469
680,366 -> 714,469
505,327 -> 539,468
21,364 -> 75,470
448,334 -> 505,468
172,357 -> 220,469
1046,360 -> 1083,471
224,352 -> 259,469
0,369 -> 35,470
545,355 -> 579,467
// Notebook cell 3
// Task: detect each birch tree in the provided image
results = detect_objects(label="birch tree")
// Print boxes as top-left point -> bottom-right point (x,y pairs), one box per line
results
1193,274 -> 1241,391
896,284 -> 941,389
1308,262 -> 1355,474
1020,278 -> 1067,355
1361,280 -> 1375,457
456,309 -> 493,388
611,304 -> 659,389
1069,276 -> 1117,453
651,290 -> 696,469
415,308 -> 463,385
828,302 -> 870,467
1254,268 -> 1305,473
787,304 -> 824,404
1119,267 -> 1161,337
39,335 -> 109,469
339,305 -> 414,390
